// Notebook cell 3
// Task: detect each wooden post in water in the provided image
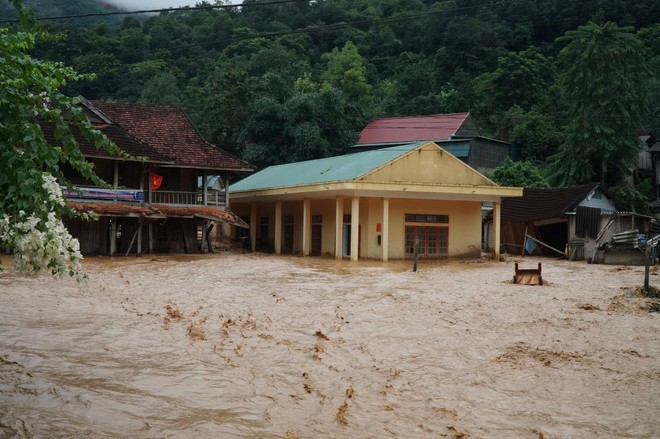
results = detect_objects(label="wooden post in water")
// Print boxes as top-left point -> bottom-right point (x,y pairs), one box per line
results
206,223 -> 215,254
644,243 -> 651,291
413,236 -> 419,272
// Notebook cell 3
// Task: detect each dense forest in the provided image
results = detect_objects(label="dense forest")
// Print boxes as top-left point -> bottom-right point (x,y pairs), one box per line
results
5,0 -> 660,208
0,0 -> 124,27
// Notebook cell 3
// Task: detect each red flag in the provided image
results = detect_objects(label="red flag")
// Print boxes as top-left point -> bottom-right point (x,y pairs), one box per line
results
150,173 -> 163,190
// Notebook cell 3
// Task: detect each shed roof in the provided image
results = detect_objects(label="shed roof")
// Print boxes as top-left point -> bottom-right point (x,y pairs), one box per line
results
501,183 -> 602,222
90,100 -> 253,172
356,112 -> 471,144
69,202 -> 247,228
231,142 -> 424,192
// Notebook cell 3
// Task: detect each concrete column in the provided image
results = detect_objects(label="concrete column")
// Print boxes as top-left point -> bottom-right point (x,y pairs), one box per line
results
493,201 -> 501,261
351,197 -> 360,261
335,196 -> 344,259
302,199 -> 311,256
382,198 -> 389,262
250,203 -> 257,252
274,201 -> 282,255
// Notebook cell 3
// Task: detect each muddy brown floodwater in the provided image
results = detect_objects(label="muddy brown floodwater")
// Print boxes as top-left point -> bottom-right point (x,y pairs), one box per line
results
0,253 -> 659,438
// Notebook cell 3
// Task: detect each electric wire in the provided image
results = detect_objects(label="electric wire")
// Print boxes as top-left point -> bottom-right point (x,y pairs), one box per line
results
0,0 -> 302,24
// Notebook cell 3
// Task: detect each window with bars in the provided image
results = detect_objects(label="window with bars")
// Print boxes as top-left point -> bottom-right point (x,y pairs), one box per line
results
405,214 -> 449,223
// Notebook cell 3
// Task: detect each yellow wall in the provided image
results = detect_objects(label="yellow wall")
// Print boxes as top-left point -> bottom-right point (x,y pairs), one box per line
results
310,199 -> 338,255
231,196 -> 482,259
357,198 -> 482,259
362,143 -> 493,186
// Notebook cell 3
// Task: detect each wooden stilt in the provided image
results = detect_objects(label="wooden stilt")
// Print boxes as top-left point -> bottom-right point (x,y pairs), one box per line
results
206,223 -> 215,253
137,224 -> 142,256
125,226 -> 139,257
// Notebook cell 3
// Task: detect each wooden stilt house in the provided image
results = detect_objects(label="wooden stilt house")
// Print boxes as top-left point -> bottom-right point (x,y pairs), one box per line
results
48,98 -> 253,256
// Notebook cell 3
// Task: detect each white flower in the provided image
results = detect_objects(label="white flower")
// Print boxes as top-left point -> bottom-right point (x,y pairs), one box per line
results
1,173 -> 84,278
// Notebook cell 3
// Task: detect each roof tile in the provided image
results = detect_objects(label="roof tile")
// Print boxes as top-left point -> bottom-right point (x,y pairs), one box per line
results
40,121 -> 173,163
92,101 -> 253,171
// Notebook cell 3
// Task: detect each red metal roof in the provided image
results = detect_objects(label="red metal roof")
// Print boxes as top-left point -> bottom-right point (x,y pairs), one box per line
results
91,101 -> 253,172
356,113 -> 471,144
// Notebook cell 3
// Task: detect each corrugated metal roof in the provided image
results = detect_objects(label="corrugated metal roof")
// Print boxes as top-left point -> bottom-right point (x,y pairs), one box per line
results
231,142 -> 423,192
356,113 -> 471,144
69,202 -> 247,227
441,142 -> 470,158
501,183 -> 601,222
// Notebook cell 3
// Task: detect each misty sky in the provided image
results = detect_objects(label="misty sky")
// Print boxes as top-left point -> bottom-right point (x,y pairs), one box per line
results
104,1 -> 242,11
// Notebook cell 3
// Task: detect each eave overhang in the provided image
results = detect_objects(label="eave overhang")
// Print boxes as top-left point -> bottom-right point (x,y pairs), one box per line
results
230,181 -> 523,203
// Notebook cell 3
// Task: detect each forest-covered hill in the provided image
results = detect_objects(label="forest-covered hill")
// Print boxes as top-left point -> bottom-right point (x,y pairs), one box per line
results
11,0 -> 660,206
0,0 -> 124,27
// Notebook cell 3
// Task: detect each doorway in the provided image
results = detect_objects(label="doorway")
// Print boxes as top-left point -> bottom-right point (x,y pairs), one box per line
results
405,226 -> 448,258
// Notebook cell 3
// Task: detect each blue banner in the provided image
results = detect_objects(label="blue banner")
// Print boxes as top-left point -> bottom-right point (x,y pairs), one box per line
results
64,187 -> 144,202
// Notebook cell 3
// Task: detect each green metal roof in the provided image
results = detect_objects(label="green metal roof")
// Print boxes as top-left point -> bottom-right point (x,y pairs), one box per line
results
230,142 -> 424,192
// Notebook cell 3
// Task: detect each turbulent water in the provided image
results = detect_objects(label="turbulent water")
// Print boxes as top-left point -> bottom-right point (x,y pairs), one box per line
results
1,254 -> 658,438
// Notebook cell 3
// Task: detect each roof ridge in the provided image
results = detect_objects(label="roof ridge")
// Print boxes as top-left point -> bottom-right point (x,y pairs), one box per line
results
368,112 -> 470,122
90,99 -> 182,111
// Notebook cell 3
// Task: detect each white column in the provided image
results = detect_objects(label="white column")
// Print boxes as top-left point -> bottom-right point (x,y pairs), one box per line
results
351,197 -> 360,261
302,199 -> 311,256
274,201 -> 282,255
335,196 -> 344,259
250,203 -> 257,252
382,198 -> 389,262
494,201 -> 501,262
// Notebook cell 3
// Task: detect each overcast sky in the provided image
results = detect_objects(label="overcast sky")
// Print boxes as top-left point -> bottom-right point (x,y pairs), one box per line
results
104,1 -> 242,11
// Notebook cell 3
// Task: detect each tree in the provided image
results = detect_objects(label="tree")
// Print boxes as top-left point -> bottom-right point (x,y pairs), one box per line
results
240,86 -> 361,169
548,21 -> 651,187
499,106 -> 562,163
608,180 -> 654,214
486,158 -> 549,188
138,72 -> 183,107
0,1 -> 121,277
472,47 -> 555,136
321,41 -> 372,105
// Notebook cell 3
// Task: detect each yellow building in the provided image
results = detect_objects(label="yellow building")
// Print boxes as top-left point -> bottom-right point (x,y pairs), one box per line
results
229,141 -> 522,261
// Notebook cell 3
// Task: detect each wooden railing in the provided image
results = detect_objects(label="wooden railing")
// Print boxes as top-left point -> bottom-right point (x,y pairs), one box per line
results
150,190 -> 226,206
64,187 -> 226,207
